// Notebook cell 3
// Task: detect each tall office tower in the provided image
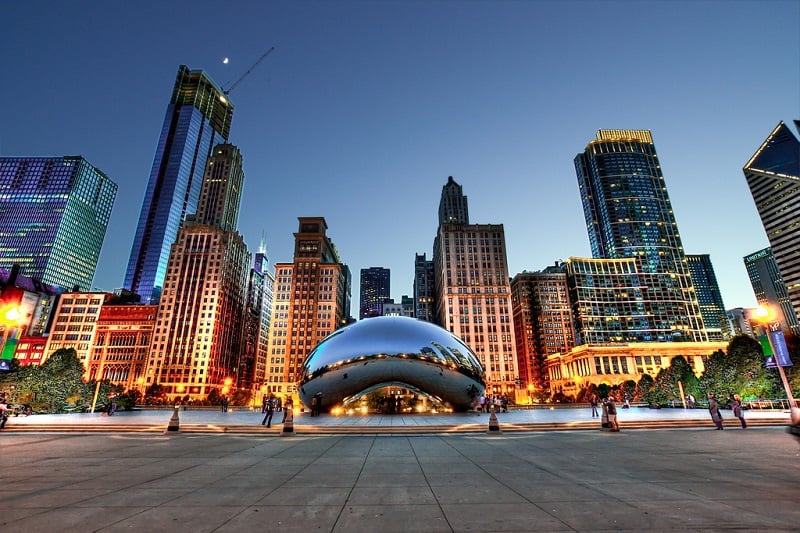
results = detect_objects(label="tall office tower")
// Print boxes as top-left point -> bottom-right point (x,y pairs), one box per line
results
124,66 -> 233,304
0,156 -> 117,291
744,247 -> 800,334
44,292 -> 114,374
438,176 -> 469,224
359,267 -> 390,319
89,304 -> 158,392
265,217 -> 351,400
145,144 -> 250,401
510,264 -> 574,398
686,254 -> 726,341
413,253 -> 435,322
244,245 -> 274,398
433,177 -> 518,396
722,308 -> 757,340
573,129 -> 706,342
743,121 -> 800,327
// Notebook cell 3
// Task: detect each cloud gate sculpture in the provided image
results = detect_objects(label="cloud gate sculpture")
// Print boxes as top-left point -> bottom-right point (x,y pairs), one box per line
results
297,316 -> 486,412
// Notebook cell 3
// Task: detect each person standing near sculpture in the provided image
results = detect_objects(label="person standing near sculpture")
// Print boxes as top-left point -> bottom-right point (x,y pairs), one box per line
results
261,396 -> 275,427
707,393 -> 723,430
731,394 -> 747,429
590,394 -> 599,418
605,395 -> 620,431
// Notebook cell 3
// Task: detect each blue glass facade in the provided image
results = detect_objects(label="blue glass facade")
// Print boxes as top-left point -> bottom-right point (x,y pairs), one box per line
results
685,254 -> 726,341
124,66 -> 232,304
571,130 -> 706,343
0,156 -> 117,290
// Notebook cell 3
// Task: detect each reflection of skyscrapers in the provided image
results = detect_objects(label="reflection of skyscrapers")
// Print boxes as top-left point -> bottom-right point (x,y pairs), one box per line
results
686,254 -> 726,341
433,177 -> 519,395
0,156 -> 117,290
743,121 -> 800,328
124,66 -> 233,304
360,267 -> 390,319
571,129 -> 706,342
265,217 -> 351,400
146,144 -> 250,400
744,247 -> 800,334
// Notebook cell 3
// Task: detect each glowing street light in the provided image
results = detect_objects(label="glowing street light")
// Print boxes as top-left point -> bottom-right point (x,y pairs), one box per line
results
755,305 -> 797,419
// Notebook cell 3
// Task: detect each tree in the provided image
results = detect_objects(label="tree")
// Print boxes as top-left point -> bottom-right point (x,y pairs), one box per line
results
635,374 -> 654,403
651,356 -> 699,405
701,336 -> 780,401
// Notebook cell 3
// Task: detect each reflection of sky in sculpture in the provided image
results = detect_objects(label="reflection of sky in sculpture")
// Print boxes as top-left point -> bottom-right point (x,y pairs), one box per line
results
298,316 -> 485,411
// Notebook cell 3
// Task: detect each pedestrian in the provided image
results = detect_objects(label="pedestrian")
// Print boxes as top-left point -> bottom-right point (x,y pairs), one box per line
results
282,397 -> 293,423
261,395 -> 269,414
479,395 -> 486,413
605,395 -> 620,431
221,396 -> 229,413
707,393 -> 723,430
686,393 -> 696,409
731,394 -> 747,429
0,396 -> 8,430
275,397 -> 282,412
590,394 -> 599,418
108,398 -> 117,416
313,392 -> 323,417
623,393 -> 631,409
261,396 -> 275,427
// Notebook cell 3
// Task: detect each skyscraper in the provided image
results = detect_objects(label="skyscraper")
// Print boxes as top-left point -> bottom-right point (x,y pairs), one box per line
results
124,66 -> 233,304
743,121 -> 800,328
572,129 -> 706,342
413,253 -> 435,322
359,267 -> 390,319
145,144 -> 250,400
433,177 -> 519,396
438,176 -> 469,225
510,264 -> 574,398
0,156 -> 117,290
265,217 -> 351,401
686,254 -> 726,341
744,247 -> 800,334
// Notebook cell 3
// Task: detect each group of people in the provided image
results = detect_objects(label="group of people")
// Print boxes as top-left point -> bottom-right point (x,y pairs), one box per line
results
260,395 -> 291,427
477,393 -> 509,413
707,393 -> 747,430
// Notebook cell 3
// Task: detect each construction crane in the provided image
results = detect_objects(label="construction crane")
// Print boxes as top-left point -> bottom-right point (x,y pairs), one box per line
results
223,47 -> 275,96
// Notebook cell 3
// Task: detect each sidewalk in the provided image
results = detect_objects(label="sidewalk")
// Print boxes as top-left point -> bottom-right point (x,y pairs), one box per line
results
2,404 -> 791,431
1,426 -> 798,531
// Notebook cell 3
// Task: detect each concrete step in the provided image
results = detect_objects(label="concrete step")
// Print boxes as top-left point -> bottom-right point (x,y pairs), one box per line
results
1,417 -> 786,434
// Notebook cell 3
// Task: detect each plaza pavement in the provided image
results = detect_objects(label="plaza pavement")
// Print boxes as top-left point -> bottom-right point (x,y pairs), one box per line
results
1,407 -> 799,532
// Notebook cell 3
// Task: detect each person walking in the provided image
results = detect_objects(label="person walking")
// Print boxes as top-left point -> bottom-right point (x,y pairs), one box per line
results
605,395 -> 620,431
0,396 -> 8,430
731,394 -> 747,429
261,396 -> 275,427
707,393 -> 724,430
590,394 -> 599,418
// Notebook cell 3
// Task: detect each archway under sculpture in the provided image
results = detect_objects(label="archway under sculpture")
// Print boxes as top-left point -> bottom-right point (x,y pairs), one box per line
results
297,316 -> 486,412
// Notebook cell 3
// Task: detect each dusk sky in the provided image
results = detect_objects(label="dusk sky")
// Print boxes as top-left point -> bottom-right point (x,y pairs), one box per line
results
2,1 -> 798,313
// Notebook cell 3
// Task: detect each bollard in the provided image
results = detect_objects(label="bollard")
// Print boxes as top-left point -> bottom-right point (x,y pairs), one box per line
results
165,405 -> 180,434
487,404 -> 501,434
281,407 -> 295,437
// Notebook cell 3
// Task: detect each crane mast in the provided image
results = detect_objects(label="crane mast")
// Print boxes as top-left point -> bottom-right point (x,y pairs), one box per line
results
224,47 -> 275,96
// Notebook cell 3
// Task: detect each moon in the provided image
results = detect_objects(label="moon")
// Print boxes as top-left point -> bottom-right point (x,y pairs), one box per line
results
223,57 -> 229,64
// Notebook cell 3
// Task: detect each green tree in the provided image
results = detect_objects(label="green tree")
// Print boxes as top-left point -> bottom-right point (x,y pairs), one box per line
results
701,336 -> 779,401
635,374 -> 654,403
651,356 -> 700,405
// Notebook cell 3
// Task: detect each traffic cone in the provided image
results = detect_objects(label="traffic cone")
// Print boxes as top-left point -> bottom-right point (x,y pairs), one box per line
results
165,405 -> 180,434
281,407 -> 295,437
487,404 -> 501,434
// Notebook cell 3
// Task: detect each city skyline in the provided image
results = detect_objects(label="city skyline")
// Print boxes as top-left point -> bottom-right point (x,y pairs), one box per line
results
2,1 -> 798,313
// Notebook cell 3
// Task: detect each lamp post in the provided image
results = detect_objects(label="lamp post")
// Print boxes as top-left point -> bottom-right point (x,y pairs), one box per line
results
755,306 -> 797,417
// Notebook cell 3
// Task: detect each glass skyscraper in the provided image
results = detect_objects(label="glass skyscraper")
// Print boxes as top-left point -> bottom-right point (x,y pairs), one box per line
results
744,247 -> 800,335
124,66 -> 233,304
359,267 -> 390,319
743,121 -> 800,329
572,129 -> 706,342
0,156 -> 117,290
685,254 -> 726,341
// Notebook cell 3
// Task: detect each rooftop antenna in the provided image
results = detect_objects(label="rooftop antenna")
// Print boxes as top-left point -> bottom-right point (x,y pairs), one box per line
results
223,47 -> 275,96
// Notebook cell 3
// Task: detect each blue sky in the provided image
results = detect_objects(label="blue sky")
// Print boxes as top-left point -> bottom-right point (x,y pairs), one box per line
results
2,1 -> 798,313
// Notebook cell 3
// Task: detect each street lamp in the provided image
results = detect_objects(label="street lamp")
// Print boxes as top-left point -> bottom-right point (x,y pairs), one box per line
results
755,305 -> 798,419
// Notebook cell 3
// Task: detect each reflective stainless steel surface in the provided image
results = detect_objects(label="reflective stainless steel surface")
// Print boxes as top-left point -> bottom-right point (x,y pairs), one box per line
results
298,316 -> 485,411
